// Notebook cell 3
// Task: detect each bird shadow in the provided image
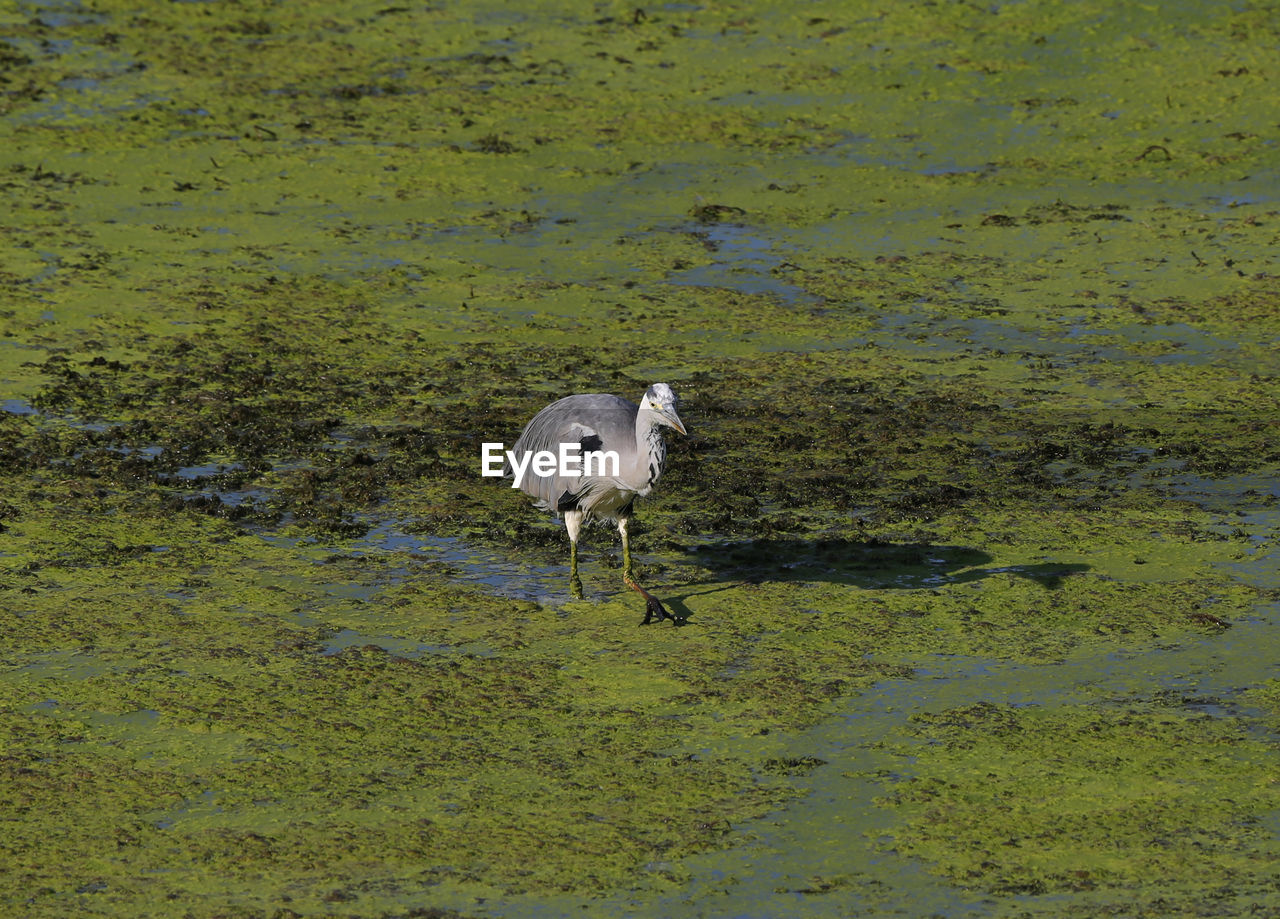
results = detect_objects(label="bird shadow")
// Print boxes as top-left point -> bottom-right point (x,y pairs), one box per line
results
680,537 -> 1089,595
646,581 -> 741,627
529,538 -> 1086,627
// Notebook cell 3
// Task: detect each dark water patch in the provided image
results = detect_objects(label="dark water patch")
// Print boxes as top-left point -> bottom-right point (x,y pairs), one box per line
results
150,790 -> 221,833
347,521 -> 623,608
3,25 -> 152,127
0,648 -> 121,682
1145,471 -> 1280,589
16,0 -> 107,29
170,460 -> 246,482
820,112 -> 1019,176
863,310 -> 1253,373
1062,320 -> 1245,365
2,399 -> 39,416
667,222 -> 818,307
320,628 -> 490,659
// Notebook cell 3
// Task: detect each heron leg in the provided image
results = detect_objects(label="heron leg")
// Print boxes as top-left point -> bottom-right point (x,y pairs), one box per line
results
569,539 -> 583,599
565,510 -> 584,599
621,517 -> 634,583
619,516 -> 675,626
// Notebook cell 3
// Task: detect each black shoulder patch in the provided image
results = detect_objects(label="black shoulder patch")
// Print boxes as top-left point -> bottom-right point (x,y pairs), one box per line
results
579,433 -> 604,453
556,490 -> 580,512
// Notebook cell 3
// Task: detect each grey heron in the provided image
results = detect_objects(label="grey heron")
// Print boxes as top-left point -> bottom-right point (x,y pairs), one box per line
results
507,383 -> 686,624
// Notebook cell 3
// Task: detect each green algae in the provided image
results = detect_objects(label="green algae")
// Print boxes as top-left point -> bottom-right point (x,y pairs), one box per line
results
885,702 -> 1280,915
2,0 -> 1280,916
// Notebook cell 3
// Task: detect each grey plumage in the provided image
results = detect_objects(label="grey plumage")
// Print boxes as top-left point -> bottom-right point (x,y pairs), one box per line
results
507,383 -> 686,624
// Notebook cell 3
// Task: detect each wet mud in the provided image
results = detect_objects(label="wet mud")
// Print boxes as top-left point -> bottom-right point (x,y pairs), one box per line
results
2,1 -> 1278,917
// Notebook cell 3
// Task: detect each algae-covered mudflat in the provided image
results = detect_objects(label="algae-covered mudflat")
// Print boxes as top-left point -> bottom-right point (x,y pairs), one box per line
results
2,0 -> 1278,916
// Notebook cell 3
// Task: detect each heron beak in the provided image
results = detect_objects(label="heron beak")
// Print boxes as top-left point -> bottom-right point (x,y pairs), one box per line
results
659,406 -> 687,435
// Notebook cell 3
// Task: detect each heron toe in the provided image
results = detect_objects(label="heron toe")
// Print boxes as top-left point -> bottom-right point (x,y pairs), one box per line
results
640,596 -> 677,626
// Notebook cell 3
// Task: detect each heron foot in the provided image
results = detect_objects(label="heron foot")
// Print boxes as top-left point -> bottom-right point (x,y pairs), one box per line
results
570,574 -> 584,600
639,595 -> 677,626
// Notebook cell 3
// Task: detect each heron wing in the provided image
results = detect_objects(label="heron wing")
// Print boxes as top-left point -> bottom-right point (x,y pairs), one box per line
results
509,393 -> 639,513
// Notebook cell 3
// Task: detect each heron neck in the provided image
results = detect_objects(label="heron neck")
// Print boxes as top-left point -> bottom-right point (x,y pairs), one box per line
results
635,409 -> 668,488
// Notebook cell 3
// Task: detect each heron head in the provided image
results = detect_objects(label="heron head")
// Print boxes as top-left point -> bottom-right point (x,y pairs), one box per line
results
641,383 -> 686,435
